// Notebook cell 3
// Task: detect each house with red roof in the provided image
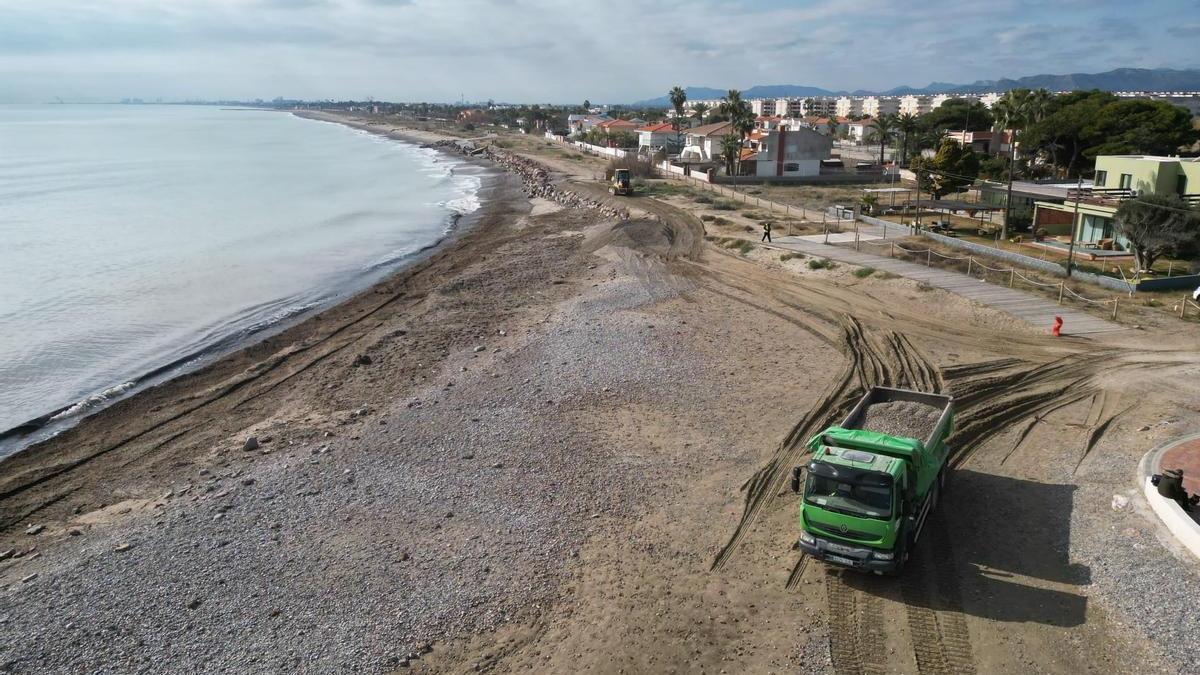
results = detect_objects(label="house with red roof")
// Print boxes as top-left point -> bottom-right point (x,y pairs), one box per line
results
846,118 -> 878,142
946,130 -> 1012,155
679,121 -> 734,163
739,126 -> 832,177
636,121 -> 690,154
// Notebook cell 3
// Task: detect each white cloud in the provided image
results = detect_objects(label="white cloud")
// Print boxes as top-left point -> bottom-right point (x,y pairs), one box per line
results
0,0 -> 1195,103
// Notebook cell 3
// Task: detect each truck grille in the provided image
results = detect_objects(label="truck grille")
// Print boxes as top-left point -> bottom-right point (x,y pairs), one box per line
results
810,522 -> 878,542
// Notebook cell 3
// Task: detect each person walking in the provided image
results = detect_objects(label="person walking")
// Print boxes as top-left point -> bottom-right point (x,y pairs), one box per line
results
761,220 -> 773,243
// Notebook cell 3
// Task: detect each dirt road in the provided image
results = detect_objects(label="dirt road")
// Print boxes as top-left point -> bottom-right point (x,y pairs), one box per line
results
3,118 -> 1200,674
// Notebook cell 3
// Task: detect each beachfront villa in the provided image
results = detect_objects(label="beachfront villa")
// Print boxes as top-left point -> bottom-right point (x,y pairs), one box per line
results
678,122 -> 734,163
739,126 -> 833,177
1032,155 -> 1200,250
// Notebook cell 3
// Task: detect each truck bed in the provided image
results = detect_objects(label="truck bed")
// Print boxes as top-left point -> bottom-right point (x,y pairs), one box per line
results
840,387 -> 953,448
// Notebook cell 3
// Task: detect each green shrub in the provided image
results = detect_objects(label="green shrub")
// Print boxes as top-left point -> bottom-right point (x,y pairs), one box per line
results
780,252 -> 806,262
606,155 -> 657,179
807,258 -> 836,270
737,241 -> 754,255
711,200 -> 737,211
694,194 -> 714,204
852,266 -> 876,278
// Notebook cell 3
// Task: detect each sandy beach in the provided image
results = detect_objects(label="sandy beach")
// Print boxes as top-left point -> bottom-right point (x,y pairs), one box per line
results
4,112 -> 1200,674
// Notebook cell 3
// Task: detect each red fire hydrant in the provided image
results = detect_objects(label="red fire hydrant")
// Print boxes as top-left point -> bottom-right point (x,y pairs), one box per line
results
1051,316 -> 1063,337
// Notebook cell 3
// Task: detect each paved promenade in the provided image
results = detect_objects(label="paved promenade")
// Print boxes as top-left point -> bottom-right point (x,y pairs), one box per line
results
770,229 -> 1125,336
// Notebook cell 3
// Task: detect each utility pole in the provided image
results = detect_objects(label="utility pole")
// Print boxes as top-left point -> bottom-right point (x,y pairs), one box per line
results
1001,132 -> 1015,241
1065,175 -> 1083,278
914,167 -> 922,233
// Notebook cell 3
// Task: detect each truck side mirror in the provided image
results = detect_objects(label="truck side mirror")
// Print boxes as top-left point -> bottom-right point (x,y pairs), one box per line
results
790,466 -> 804,494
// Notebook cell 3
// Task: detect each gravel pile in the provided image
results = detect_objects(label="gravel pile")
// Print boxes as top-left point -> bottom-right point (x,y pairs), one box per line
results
857,400 -> 942,441
0,234 -> 700,673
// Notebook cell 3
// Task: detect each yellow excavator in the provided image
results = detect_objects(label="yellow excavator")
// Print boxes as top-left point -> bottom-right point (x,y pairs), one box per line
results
608,168 -> 632,196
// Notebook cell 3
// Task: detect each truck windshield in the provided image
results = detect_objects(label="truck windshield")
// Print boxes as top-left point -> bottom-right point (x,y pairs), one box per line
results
803,462 -> 893,520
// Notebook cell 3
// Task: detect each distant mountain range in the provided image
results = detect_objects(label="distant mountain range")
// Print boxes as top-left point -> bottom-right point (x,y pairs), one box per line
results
629,68 -> 1200,106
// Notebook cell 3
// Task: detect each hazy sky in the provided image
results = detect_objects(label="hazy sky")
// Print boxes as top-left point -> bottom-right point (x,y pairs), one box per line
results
1,0 -> 1197,103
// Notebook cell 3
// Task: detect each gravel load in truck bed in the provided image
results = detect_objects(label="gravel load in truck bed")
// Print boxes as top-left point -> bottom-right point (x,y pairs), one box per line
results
858,400 -> 942,441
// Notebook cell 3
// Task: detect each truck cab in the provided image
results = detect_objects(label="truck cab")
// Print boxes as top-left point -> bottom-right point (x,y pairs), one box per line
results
791,387 -> 953,574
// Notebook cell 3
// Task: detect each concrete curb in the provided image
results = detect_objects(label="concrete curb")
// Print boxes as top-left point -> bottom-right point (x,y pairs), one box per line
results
1137,433 -> 1200,562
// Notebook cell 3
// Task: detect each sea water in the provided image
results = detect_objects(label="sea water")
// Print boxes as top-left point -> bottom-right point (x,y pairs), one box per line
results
0,105 -> 485,453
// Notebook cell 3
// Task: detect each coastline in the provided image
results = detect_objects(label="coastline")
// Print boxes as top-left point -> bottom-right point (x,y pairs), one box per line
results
0,112 -> 501,457
2,111 -> 1196,674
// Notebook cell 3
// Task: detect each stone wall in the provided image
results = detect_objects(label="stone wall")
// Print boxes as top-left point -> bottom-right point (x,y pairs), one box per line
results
433,140 -> 631,221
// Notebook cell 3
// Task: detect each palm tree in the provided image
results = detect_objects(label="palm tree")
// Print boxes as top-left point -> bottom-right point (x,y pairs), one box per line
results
720,90 -> 754,175
827,118 -> 840,138
993,90 -> 1031,240
668,86 -> 688,150
720,133 -> 743,176
869,114 -> 898,166
720,89 -> 744,118
896,112 -> 918,166
691,102 -> 709,124
1025,88 -> 1052,124
924,128 -> 950,150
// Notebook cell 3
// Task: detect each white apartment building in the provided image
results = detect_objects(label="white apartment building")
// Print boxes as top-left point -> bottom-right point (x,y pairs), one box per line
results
979,92 -> 1002,109
774,98 -> 805,117
801,97 -> 839,117
750,99 -> 770,116
1116,91 -> 1200,118
899,95 -> 933,116
862,96 -> 900,117
930,93 -> 981,111
836,96 -> 863,118
685,99 -> 722,114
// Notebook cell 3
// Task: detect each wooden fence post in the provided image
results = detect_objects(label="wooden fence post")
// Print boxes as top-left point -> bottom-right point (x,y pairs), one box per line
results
967,259 -> 973,276
1009,269 -> 1015,288
1181,296 -> 1188,319
926,250 -> 931,267
890,241 -> 895,258
1058,282 -> 1064,304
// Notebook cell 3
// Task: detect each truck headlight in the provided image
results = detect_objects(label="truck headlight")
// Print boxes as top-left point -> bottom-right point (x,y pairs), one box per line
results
872,551 -> 894,560
799,531 -> 815,545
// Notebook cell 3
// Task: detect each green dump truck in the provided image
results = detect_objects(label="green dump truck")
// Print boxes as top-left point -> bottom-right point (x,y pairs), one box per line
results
790,386 -> 954,574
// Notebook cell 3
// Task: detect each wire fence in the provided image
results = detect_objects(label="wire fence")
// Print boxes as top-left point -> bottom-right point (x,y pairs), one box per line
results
545,135 -> 827,222
855,236 -> 1123,319
544,134 -> 1185,325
